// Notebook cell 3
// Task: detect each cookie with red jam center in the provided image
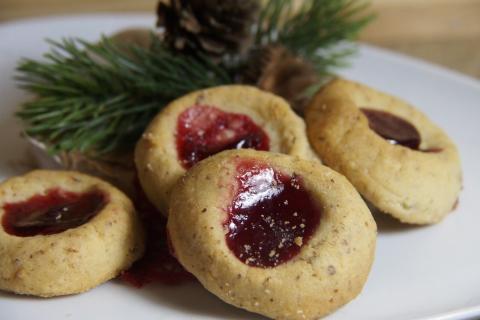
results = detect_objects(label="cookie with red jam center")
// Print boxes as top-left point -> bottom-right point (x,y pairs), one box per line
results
168,149 -> 376,320
0,170 -> 145,297
305,78 -> 462,224
135,85 -> 317,215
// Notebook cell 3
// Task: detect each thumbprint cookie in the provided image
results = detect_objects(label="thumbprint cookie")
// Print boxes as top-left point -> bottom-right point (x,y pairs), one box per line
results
168,149 -> 376,320
135,85 -> 317,214
0,170 -> 145,297
305,78 -> 462,224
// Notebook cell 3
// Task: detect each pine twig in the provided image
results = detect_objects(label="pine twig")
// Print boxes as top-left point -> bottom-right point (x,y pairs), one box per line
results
255,0 -> 374,75
16,36 -> 233,154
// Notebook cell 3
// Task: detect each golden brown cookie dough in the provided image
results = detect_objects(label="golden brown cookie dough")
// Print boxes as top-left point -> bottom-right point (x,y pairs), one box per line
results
168,149 -> 376,320
135,85 -> 317,215
0,170 -> 145,297
305,78 -> 462,224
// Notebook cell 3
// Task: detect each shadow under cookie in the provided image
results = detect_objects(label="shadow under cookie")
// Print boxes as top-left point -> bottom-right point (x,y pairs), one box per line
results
114,280 -> 267,319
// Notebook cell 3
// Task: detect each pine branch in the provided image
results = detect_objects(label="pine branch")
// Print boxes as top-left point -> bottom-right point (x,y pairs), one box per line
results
16,1 -> 373,155
255,0 -> 374,75
16,36 -> 233,154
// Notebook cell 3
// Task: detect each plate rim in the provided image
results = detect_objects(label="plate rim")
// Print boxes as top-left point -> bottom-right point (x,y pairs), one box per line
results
1,12 -> 479,90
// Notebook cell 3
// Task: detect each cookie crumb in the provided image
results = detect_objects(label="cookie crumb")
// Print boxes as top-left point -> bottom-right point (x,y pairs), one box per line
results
142,132 -> 153,139
294,237 -> 303,246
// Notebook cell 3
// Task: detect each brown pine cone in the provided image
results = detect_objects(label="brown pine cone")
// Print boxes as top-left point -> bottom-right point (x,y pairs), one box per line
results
156,0 -> 260,60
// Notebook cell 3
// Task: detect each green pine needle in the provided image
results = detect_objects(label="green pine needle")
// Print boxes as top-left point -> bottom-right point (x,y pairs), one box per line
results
16,36 -> 232,154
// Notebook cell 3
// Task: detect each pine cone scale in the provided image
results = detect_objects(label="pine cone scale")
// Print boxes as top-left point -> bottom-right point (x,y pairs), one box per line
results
179,14 -> 201,33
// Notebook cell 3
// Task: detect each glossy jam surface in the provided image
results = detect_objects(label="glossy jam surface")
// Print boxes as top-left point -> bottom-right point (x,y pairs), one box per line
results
225,161 -> 321,268
176,105 -> 270,169
361,108 -> 421,150
2,188 -> 107,237
121,180 -> 194,287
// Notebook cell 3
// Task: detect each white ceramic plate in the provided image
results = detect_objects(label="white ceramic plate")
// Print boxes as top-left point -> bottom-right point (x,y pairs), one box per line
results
0,14 -> 479,320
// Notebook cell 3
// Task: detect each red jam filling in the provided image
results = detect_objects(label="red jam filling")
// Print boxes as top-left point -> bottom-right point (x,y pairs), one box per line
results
176,105 -> 270,169
225,161 -> 321,268
120,179 -> 194,287
2,188 -> 107,237
361,108 -> 422,150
